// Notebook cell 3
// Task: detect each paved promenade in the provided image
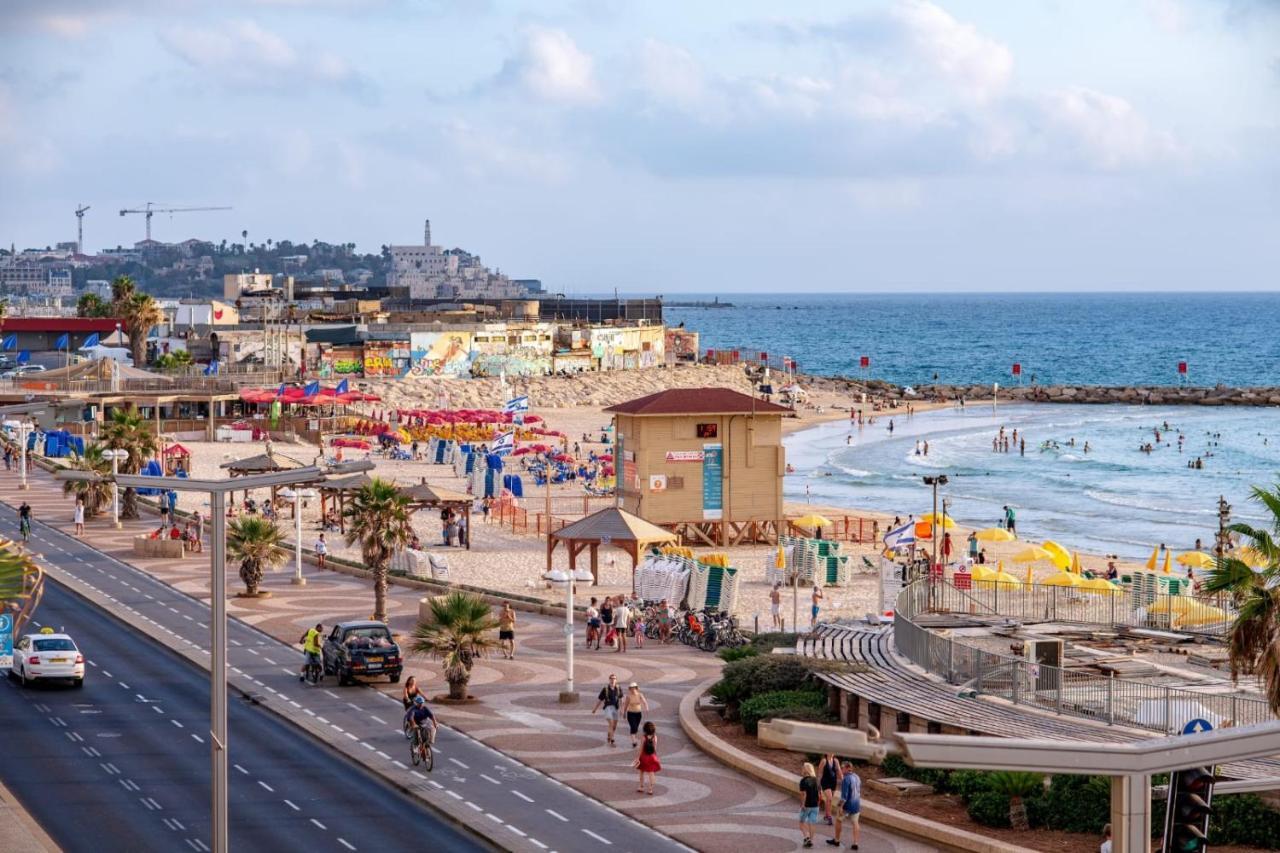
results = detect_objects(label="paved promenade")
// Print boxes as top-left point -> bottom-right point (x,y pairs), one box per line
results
11,463 -> 935,853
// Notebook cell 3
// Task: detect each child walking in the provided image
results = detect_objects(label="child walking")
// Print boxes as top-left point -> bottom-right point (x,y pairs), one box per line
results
634,721 -> 661,795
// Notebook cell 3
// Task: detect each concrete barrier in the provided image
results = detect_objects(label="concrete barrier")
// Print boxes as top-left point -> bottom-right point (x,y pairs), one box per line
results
759,718 -> 887,764
132,535 -> 185,559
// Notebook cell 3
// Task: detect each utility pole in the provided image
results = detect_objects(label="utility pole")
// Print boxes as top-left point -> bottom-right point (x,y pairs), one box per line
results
922,475 -> 949,574
1216,495 -> 1231,558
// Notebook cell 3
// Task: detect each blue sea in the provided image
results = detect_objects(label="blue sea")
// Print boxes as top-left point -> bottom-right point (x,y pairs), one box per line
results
785,404 -> 1280,562
663,292 -> 1280,387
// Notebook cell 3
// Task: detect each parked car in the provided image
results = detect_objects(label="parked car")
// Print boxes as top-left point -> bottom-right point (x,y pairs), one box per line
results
322,621 -> 402,685
9,631 -> 85,687
1,365 -> 46,379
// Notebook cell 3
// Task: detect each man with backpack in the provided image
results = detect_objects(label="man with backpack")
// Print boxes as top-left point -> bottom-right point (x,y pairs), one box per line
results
591,673 -> 623,747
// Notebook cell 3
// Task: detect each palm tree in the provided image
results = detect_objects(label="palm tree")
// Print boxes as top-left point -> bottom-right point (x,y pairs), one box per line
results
110,274 -> 136,304
987,771 -> 1044,831
343,478 -> 414,622
1204,483 -> 1280,715
77,292 -> 109,318
100,408 -> 157,519
121,293 -> 163,366
0,536 -> 44,635
227,516 -> 286,596
409,592 -> 499,700
61,443 -> 114,518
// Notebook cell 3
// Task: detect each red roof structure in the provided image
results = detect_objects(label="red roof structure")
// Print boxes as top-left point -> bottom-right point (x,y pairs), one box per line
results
0,317 -> 123,332
603,387 -> 792,416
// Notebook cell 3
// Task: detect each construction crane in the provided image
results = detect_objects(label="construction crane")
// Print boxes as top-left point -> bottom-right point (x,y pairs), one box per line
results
118,202 -> 233,242
75,204 -> 90,253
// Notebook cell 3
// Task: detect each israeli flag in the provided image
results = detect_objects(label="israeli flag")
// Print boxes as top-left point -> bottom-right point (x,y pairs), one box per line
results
513,412 -> 525,426
2,334 -> 15,351
335,378 -> 349,395
276,382 -> 287,397
883,520 -> 916,550
55,333 -> 70,350
203,359 -> 219,376
16,350 -> 29,365
303,380 -> 320,397
82,332 -> 100,349
491,431 -> 515,456
503,395 -> 530,413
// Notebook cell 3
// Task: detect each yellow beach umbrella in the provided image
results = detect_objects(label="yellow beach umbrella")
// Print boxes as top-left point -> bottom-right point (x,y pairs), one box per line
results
1042,540 -> 1072,570
1235,546 -> 1267,568
975,527 -> 1015,542
1070,551 -> 1083,575
775,545 -> 787,569
1162,549 -> 1172,575
970,564 -> 997,581
1080,577 -> 1120,595
1176,551 -> 1215,569
1144,546 -> 1159,571
1012,545 -> 1055,564
793,514 -> 832,531
1042,571 -> 1081,587
994,571 -> 1020,586
920,512 -> 956,530
1149,597 -> 1228,628
1024,565 -> 1033,587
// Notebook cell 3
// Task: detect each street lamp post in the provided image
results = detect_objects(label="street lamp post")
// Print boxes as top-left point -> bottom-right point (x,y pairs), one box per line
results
108,461 -> 372,853
103,448 -> 126,529
922,475 -> 949,575
281,487 -> 317,586
17,421 -> 31,490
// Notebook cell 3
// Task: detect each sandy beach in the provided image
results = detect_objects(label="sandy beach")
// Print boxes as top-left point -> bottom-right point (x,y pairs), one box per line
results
133,364 -> 1133,627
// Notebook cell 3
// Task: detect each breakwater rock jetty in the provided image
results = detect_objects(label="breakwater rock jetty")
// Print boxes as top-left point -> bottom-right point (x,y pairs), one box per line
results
802,375 -> 1280,407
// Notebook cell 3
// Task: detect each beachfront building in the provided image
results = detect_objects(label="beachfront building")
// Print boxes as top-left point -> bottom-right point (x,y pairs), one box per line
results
604,388 -> 791,546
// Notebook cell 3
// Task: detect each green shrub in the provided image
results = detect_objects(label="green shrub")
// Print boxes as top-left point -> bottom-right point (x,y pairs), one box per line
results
943,770 -> 992,801
739,689 -> 828,735
749,631 -> 799,653
880,755 -> 909,778
967,790 -> 1012,828
709,655 -> 813,707
1040,774 -> 1111,834
1211,794 -> 1280,848
717,645 -> 759,663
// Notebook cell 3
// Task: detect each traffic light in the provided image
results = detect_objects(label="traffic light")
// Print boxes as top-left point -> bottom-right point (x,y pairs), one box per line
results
1163,766 -> 1217,852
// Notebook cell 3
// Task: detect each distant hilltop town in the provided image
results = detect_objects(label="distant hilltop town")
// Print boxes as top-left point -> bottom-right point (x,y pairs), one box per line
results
0,218 -> 543,308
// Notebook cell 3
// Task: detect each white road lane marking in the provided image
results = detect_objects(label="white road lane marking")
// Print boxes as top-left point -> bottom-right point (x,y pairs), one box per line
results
337,839 -> 355,851
546,809 -> 568,822
258,781 -> 274,792
448,758 -> 469,769
582,829 -> 613,845
512,790 -> 534,803
464,802 -> 483,812
480,774 -> 500,785
171,719 -> 184,728
310,819 -> 327,830
283,799 -> 300,811
234,764 -> 249,775
191,734 -> 204,743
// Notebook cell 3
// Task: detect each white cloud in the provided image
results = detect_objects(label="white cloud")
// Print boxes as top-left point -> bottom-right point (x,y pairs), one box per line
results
158,19 -> 368,95
892,0 -> 1013,102
1141,0 -> 1189,32
493,27 -> 599,104
1037,87 -> 1181,169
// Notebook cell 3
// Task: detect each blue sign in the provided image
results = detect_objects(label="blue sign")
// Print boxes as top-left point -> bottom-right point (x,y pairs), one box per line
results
701,443 -> 723,520
0,613 -> 12,669
1183,718 -> 1213,735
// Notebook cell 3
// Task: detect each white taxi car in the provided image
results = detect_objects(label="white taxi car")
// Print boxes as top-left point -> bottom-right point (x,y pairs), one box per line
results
10,631 -> 85,687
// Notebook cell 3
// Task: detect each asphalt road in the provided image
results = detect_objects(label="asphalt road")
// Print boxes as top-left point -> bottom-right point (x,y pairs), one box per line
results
0,501 -> 692,853
0,580 -> 488,853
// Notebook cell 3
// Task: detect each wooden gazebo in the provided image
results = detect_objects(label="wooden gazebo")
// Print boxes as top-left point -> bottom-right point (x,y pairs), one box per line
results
402,481 -> 474,551
547,507 -> 677,587
219,451 -> 308,505
316,472 -> 375,533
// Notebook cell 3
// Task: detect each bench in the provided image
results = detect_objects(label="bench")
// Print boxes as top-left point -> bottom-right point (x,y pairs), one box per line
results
758,718 -> 887,764
132,535 -> 185,559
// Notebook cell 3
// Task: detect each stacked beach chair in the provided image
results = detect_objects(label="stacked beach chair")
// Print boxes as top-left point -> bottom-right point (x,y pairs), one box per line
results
687,554 -> 741,614
774,535 -> 850,587
634,554 -> 693,607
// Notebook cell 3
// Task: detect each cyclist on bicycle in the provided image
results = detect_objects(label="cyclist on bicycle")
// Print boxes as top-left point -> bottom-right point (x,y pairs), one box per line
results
18,501 -> 32,542
404,694 -> 437,746
298,622 -> 323,682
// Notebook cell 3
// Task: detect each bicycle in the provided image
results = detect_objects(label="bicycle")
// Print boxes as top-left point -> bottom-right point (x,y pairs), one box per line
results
409,723 -> 434,771
18,518 -> 30,543
302,654 -> 322,685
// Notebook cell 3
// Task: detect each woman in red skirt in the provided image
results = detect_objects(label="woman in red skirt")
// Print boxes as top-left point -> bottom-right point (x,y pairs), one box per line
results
635,721 -> 661,795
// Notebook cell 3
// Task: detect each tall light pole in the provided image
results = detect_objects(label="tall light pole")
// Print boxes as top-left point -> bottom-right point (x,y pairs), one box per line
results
281,487 -> 317,586
100,460 -> 372,853
922,475 -> 949,574
102,448 -> 126,528
17,421 -> 31,490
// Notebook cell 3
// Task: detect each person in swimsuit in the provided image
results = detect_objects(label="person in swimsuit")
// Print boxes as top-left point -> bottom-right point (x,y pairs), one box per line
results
623,682 -> 650,748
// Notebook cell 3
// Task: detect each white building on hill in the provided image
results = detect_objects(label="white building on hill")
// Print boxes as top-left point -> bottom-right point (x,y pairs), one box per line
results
388,219 -> 533,301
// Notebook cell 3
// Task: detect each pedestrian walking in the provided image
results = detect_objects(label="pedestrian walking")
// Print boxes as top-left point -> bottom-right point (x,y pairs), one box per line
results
614,598 -> 630,653
600,596 -> 615,648
192,510 -> 203,552
1100,824 -> 1112,853
810,585 -> 824,629
799,762 -> 821,848
592,673 -> 623,747
829,761 -> 861,849
456,511 -> 468,548
498,602 -> 516,659
1003,505 -> 1017,535
73,498 -> 85,536
586,597 -> 601,649
967,530 -> 978,561
314,533 -> 328,569
634,721 -> 661,795
941,531 -> 953,563
818,752 -> 841,824
623,682 -> 650,747
770,582 -> 783,629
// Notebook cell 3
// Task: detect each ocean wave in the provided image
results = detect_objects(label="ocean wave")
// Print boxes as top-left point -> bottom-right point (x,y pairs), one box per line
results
1083,489 -> 1218,516
833,464 -> 873,477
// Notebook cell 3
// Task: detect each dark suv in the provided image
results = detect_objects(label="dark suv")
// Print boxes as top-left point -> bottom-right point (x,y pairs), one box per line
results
322,621 -> 403,685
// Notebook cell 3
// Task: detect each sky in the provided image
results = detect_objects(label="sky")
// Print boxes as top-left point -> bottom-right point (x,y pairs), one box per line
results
2,0 -> 1278,294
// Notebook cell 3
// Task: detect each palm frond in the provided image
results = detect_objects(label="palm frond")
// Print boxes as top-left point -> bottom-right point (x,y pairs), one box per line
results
1203,557 -> 1261,595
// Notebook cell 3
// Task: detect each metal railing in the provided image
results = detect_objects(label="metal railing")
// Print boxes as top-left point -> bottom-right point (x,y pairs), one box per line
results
893,580 -> 1271,734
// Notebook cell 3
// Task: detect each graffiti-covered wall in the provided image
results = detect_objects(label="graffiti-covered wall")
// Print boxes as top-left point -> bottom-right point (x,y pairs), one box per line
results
468,324 -> 554,377
404,332 -> 473,379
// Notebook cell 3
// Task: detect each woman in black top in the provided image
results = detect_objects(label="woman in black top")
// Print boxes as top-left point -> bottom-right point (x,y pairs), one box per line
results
599,598 -> 614,646
798,762 -> 820,848
818,752 -> 842,825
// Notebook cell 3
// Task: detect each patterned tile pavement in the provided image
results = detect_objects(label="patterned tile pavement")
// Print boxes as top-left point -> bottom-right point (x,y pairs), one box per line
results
14,466 -> 936,853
